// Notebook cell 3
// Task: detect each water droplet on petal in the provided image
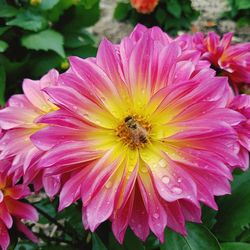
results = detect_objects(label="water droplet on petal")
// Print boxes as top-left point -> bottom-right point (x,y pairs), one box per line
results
161,176 -> 170,184
72,105 -> 78,110
172,186 -> 183,194
105,181 -> 112,189
177,178 -> 182,183
153,213 -> 159,219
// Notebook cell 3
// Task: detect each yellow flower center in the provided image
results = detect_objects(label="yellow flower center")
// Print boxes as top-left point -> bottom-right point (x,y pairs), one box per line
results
115,114 -> 152,150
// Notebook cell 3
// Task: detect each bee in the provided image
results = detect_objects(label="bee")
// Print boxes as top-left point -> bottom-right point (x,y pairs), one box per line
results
124,116 -> 148,144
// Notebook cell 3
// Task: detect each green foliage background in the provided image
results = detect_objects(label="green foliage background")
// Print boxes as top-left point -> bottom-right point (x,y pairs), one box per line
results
1,0 -> 250,249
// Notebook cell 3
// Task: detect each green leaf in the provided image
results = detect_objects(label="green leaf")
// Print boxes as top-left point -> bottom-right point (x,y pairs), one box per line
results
160,223 -> 221,250
221,242 -> 250,250
236,0 -> 250,9
156,8 -> 167,24
114,2 -> 131,21
63,2 -> 100,29
0,27 -> 10,36
92,233 -> 108,250
0,4 -> 18,18
166,0 -> 181,18
0,40 -> 8,53
63,29 -> 96,48
0,64 -> 6,105
47,0 -> 73,22
124,229 -> 145,250
201,206 -> 217,229
39,0 -> 60,10
213,168 -> 250,241
78,0 -> 99,9
6,10 -> 48,32
21,29 -> 65,58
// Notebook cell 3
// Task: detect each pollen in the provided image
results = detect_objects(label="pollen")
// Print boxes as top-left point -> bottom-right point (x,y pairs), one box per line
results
115,114 -> 152,149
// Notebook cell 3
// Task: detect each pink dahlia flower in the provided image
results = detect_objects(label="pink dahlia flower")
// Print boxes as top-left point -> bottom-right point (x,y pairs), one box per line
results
178,32 -> 250,90
229,94 -> 250,169
0,70 -> 60,192
0,160 -> 38,250
33,25 -> 246,243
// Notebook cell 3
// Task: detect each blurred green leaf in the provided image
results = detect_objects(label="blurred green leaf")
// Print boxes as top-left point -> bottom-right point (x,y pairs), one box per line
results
221,242 -> 250,250
6,10 -> 48,32
0,27 -> 10,36
78,0 -> 99,9
166,0 -> 181,18
0,4 -> 18,18
63,2 -> 100,29
236,0 -> 250,10
63,28 -> 96,48
92,233 -> 108,250
21,29 -> 65,58
160,223 -> 221,250
114,2 -> 131,21
14,241 -> 38,250
67,44 -> 97,58
213,168 -> 250,241
201,206 -> 217,229
0,64 -> 6,105
39,0 -> 60,10
0,40 -> 8,53
47,0 -> 74,22
156,8 -> 166,24
236,16 -> 250,27
124,229 -> 145,250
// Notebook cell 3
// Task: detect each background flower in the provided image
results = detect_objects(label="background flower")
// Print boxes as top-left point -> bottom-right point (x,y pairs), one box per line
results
0,70 -> 60,192
0,160 -> 38,250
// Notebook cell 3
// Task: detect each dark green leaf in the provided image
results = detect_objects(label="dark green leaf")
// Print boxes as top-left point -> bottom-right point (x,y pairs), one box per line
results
201,206 -> 217,229
14,241 -> 38,250
124,229 -> 145,250
236,0 -> 250,10
160,223 -> 221,250
114,2 -> 131,21
6,10 -> 48,32
166,0 -> 181,18
0,27 -> 10,36
221,242 -> 250,250
0,4 -> 18,18
63,29 -> 96,48
39,0 -> 60,10
214,168 -> 250,241
0,64 -> 6,105
0,40 -> 8,53
67,45 -> 97,58
92,233 -> 108,250
156,8 -> 166,24
63,3 -> 100,29
21,29 -> 65,58
78,0 -> 99,9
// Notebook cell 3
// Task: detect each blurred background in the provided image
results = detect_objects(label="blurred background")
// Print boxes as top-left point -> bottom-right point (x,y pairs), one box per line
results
0,0 -> 250,106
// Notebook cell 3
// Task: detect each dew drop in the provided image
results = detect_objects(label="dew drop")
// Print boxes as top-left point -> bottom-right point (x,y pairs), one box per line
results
159,159 -> 167,168
105,181 -> 112,189
177,178 -> 182,183
153,213 -> 159,219
172,186 -> 183,194
83,113 -> 89,118
161,176 -> 170,184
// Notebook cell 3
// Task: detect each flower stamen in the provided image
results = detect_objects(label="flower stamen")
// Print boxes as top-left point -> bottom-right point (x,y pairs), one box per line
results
116,115 -> 152,149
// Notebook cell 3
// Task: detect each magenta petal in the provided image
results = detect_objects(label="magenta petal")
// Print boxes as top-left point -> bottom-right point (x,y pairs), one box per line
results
0,220 -> 9,250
